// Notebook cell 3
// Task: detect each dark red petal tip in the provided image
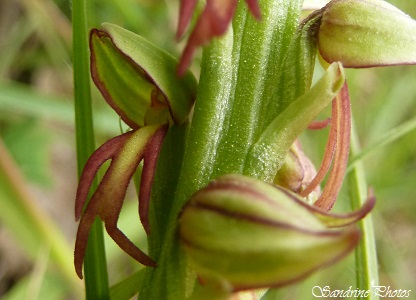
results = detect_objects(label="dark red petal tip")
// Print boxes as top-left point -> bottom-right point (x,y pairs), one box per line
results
139,125 -> 169,234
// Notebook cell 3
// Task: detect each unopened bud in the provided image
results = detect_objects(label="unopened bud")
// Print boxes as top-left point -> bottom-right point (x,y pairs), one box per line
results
316,0 -> 416,67
179,174 -> 365,292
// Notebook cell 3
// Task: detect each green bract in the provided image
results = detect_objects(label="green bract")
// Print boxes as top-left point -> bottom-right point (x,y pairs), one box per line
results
179,174 -> 373,292
317,0 -> 416,67
90,23 -> 197,129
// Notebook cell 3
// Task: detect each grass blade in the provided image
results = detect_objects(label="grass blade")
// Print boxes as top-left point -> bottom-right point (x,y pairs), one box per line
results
348,117 -> 379,299
72,0 -> 110,297
348,116 -> 416,172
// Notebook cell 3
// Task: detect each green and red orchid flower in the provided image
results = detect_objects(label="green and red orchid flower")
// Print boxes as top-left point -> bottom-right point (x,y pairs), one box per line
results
74,23 -> 197,279
73,0 -> 416,297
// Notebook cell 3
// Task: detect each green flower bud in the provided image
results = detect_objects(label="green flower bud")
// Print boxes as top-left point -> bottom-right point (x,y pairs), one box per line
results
316,0 -> 416,67
90,23 -> 197,129
179,174 -> 372,292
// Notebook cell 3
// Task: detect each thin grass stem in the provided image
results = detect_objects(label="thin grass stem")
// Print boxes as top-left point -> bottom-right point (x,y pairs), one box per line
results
348,117 -> 379,300
72,0 -> 110,298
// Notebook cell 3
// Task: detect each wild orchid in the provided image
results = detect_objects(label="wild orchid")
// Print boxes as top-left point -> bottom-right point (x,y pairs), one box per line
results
74,0 -> 416,299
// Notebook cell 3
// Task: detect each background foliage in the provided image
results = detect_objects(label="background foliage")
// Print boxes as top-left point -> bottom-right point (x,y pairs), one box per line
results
0,0 -> 415,299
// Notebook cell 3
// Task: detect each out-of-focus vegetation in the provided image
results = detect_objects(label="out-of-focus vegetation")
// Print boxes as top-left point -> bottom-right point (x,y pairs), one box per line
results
0,0 -> 415,299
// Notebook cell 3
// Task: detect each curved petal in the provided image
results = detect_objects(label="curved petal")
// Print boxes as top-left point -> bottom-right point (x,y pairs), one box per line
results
74,126 -> 161,279
139,124 -> 168,234
75,131 -> 133,221
277,187 -> 375,228
300,99 -> 337,197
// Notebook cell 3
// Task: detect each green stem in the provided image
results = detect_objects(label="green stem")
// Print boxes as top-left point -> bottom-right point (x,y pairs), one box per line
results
348,117 -> 379,300
72,0 -> 110,298
139,27 -> 235,300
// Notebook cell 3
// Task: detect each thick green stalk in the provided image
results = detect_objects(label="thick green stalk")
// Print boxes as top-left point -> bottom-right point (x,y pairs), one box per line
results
211,1 -> 303,176
139,1 -> 308,299
139,27 -> 235,300
72,0 -> 110,298
348,118 -> 379,300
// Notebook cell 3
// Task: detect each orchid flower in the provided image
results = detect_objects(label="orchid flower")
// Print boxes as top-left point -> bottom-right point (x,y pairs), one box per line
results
74,23 -> 197,279
73,0 -> 416,298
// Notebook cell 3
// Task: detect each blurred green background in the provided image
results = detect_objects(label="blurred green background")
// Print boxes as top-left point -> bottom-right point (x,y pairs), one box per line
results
0,0 -> 415,299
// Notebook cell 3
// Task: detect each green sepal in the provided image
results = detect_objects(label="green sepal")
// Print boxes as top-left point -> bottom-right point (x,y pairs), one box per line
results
90,23 -> 197,129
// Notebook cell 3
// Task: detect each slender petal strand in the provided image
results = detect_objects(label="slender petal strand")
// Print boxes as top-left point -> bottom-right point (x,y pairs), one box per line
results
177,0 -> 198,39
314,83 -> 351,210
139,125 -> 168,234
277,186 -> 375,228
308,117 -> 331,130
178,0 -> 238,75
245,0 -> 261,19
311,189 -> 375,228
300,99 -> 337,197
